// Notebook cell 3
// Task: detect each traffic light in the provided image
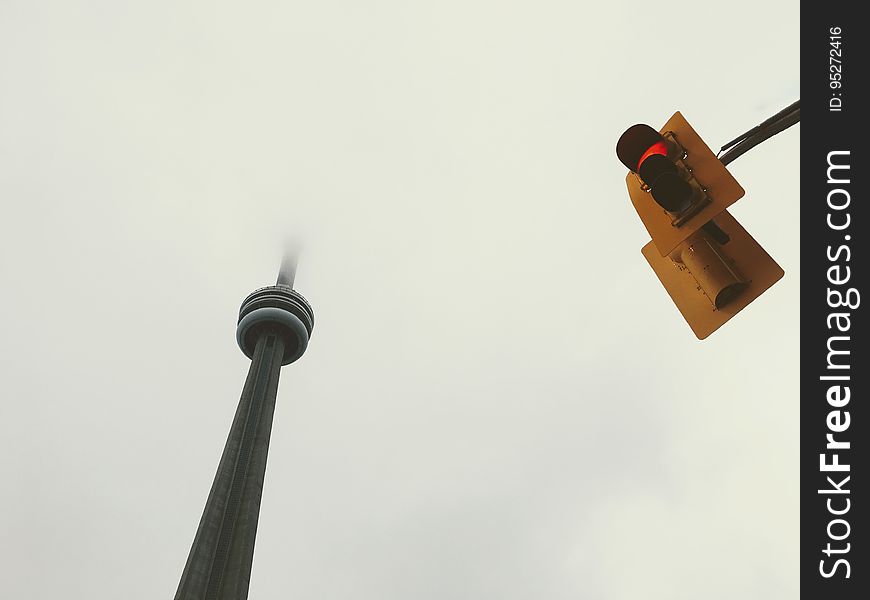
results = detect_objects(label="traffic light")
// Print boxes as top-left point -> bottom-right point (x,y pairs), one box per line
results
617,123 -> 695,214
616,112 -> 784,339
618,112 -> 746,256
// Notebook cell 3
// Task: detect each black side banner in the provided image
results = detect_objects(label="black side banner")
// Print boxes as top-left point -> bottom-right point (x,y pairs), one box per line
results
802,5 -> 867,597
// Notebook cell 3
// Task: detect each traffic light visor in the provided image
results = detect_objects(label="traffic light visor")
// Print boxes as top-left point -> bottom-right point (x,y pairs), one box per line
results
616,124 -> 666,171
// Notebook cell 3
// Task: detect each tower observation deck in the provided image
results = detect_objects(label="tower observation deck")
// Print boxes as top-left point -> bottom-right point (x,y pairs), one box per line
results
175,260 -> 314,600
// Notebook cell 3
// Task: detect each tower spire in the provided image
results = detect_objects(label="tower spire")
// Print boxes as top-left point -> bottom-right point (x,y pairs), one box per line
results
276,250 -> 297,288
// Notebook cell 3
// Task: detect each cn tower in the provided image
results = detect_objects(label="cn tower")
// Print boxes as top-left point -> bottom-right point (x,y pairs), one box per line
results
175,256 -> 315,599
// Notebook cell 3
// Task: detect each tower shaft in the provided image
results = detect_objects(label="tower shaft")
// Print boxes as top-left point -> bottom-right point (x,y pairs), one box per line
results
176,329 -> 286,600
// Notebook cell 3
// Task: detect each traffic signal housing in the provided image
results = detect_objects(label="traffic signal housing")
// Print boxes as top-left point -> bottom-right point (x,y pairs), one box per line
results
617,123 -> 695,214
618,112 -> 746,257
617,112 -> 784,339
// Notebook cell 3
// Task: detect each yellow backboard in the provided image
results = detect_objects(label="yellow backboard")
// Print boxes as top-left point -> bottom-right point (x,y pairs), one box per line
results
641,210 -> 784,339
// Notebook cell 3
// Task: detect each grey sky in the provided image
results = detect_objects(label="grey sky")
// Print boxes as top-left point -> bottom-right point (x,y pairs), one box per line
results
1,1 -> 799,598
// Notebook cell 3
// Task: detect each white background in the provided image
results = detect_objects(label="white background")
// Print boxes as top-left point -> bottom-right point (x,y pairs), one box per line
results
0,2 -> 799,598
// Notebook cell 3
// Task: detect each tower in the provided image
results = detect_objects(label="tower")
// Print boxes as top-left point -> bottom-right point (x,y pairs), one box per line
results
175,257 -> 314,599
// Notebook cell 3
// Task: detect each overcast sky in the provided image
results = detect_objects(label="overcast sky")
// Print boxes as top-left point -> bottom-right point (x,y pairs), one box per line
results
1,2 -> 799,598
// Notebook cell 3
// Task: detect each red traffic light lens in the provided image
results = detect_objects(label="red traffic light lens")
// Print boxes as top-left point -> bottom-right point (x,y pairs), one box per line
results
616,124 -> 665,172
636,141 -> 669,171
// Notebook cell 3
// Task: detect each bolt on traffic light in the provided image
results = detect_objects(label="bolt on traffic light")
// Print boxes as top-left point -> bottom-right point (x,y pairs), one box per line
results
617,112 -> 784,339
